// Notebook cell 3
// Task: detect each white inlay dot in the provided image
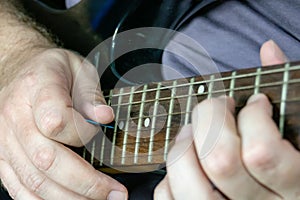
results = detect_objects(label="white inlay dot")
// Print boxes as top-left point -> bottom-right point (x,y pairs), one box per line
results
118,121 -> 124,130
144,118 -> 151,127
198,85 -> 205,94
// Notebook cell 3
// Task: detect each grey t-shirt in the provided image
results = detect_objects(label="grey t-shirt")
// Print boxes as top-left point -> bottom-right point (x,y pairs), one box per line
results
162,0 -> 300,79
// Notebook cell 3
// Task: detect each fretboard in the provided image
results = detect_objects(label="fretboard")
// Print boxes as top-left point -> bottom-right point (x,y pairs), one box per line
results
76,61 -> 300,172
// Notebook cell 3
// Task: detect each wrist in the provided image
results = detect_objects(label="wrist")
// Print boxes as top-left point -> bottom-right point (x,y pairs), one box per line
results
0,0 -> 56,88
0,45 -> 56,89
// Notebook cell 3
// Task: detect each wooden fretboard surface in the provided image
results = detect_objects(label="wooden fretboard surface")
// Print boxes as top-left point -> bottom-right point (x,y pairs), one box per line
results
74,61 -> 300,172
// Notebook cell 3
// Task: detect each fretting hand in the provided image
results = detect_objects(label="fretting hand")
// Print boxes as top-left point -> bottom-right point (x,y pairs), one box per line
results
154,40 -> 300,199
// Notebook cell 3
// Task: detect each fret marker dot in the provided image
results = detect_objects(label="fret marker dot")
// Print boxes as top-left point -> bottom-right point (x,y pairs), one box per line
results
198,85 -> 205,94
118,121 -> 124,130
144,118 -> 151,128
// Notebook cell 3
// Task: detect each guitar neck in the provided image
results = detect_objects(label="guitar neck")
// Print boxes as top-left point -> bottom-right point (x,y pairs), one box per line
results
77,61 -> 300,172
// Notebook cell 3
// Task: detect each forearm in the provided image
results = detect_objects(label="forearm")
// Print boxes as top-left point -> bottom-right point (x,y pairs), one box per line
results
0,0 -> 55,88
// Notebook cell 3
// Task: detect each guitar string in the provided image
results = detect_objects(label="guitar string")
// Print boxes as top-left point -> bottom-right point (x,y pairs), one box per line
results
91,79 -> 300,151
88,94 -> 300,159
108,78 -> 300,108
87,109 -> 300,165
84,142 -> 174,160
105,69 -> 298,98
114,97 -> 300,122
102,64 -> 300,98
106,79 -> 300,119
84,64 -> 300,164
87,98 -> 300,155
89,95 -> 300,156
86,139 -> 182,153
110,79 -> 300,107
90,153 -> 174,164
88,156 -> 172,166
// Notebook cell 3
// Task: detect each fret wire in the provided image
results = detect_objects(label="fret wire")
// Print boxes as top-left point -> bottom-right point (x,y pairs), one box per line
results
104,65 -> 300,98
98,139 -> 174,150
100,90 -> 113,165
207,75 -> 215,99
279,63 -> 290,135
95,101 -> 299,153
114,85 -> 300,122
100,129 -> 106,166
133,97 -> 300,121
254,68 -> 261,94
134,84 -> 148,164
96,93 -> 300,162
229,71 -> 236,97
93,63 -> 300,166
185,78 -> 195,125
101,98 -> 300,135
94,99 -> 300,166
95,90 -> 300,156
110,78 -> 300,108
85,49 -> 99,165
97,152 -> 171,164
121,86 -> 135,165
83,147 -> 87,160
110,88 -> 123,165
164,80 -> 177,161
90,140 -> 96,165
104,124 -> 181,134
98,153 -> 169,160
148,83 -> 162,162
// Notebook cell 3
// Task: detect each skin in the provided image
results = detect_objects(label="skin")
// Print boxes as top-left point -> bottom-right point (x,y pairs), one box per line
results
0,1 -> 127,200
154,40 -> 300,200
1,1 -> 297,199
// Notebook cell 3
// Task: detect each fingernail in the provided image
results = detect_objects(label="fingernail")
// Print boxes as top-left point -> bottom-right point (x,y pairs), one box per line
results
96,105 -> 115,119
247,93 -> 268,104
269,40 -> 288,62
107,190 -> 127,200
217,94 -> 228,99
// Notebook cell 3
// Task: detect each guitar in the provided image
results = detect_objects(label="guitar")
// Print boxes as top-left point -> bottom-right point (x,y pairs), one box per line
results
20,0 -> 300,173
75,61 -> 300,173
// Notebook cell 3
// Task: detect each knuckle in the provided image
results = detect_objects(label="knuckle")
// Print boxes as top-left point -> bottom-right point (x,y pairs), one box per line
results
243,142 -> 277,171
39,109 -> 64,137
38,48 -> 67,61
22,71 -> 39,88
39,48 -> 77,69
25,172 -> 47,194
205,149 -> 238,178
83,176 -> 104,197
82,172 -> 114,198
32,145 -> 56,171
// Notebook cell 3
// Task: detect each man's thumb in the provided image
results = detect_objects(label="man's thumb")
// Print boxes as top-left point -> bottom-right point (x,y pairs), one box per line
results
72,58 -> 114,124
260,40 -> 288,66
